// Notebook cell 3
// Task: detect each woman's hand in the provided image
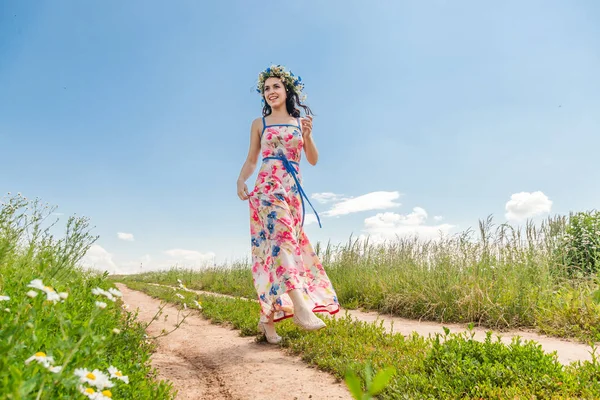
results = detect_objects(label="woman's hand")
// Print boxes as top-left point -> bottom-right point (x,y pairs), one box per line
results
237,180 -> 250,200
301,115 -> 313,138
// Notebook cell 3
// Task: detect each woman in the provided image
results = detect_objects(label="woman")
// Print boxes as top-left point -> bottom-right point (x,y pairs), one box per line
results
236,65 -> 340,344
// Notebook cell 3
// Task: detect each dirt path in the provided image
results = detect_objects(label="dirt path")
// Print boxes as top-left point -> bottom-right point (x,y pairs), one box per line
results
156,285 -> 596,366
116,284 -> 351,400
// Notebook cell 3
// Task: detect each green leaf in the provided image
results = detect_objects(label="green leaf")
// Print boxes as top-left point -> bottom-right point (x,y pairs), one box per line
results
364,363 -> 373,387
368,367 -> 396,396
344,370 -> 364,400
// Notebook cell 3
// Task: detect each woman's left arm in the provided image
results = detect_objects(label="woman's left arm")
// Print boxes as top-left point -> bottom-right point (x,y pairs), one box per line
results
301,115 -> 319,165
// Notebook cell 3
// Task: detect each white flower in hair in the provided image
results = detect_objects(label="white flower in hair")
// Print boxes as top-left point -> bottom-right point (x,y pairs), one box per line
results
256,64 -> 305,99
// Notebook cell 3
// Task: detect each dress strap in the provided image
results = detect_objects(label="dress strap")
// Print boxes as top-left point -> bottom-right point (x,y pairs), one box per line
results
261,117 -> 267,138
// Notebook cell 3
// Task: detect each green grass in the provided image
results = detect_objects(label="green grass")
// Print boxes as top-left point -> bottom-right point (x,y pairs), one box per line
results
117,215 -> 600,343
0,194 -> 175,399
121,280 -> 600,400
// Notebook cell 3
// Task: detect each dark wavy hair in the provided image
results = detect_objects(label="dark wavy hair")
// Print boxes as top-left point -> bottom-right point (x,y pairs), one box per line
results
261,79 -> 313,118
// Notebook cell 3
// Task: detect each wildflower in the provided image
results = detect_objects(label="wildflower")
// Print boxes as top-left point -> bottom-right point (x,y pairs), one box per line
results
92,287 -> 117,302
59,292 -> 68,300
112,328 -> 121,334
96,301 -> 107,309
183,303 -> 187,310
27,278 -> 62,303
175,293 -> 184,299
194,300 -> 202,310
97,390 -> 113,399
4,308 -> 9,312
27,279 -> 47,291
108,366 -> 129,384
74,368 -> 114,389
79,386 -> 97,399
0,295 -> 9,301
25,352 -> 54,367
108,288 -> 122,298
27,290 -> 38,298
47,365 -> 63,373
45,291 -> 61,303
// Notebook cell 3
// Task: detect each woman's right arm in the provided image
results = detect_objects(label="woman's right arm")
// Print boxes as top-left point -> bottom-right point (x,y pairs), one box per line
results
236,118 -> 262,200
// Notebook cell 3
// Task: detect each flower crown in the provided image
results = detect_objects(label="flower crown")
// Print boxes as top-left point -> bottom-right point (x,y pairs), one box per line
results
256,64 -> 307,101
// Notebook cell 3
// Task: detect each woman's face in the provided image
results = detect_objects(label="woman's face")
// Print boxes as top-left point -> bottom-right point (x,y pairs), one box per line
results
263,77 -> 287,108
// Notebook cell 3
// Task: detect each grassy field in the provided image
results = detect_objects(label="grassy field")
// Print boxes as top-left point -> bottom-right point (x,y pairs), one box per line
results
122,280 -> 600,399
0,195 -> 175,399
5,191 -> 599,398
118,215 -> 600,343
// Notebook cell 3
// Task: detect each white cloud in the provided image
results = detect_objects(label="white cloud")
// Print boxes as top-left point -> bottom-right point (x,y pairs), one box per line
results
117,254 -> 153,274
117,232 -> 135,241
434,215 -> 444,221
360,207 -> 454,243
81,244 -> 118,274
323,191 -> 401,217
311,192 -> 344,204
80,243 -> 218,275
303,214 -> 318,226
164,249 -> 216,266
505,191 -> 552,222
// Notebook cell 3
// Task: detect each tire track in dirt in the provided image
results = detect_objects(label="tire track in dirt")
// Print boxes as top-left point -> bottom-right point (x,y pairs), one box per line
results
117,284 -> 350,400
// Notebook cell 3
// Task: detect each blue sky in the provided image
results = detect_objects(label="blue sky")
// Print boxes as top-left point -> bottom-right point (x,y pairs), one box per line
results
2,0 -> 599,274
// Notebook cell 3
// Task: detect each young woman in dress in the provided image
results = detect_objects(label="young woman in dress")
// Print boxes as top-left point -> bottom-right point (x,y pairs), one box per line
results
236,65 -> 340,344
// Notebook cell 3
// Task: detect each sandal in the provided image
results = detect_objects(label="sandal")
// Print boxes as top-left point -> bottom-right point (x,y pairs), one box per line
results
257,322 -> 282,344
293,313 -> 326,331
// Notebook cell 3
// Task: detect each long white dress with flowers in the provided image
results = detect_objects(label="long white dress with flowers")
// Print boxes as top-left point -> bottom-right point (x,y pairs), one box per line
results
248,117 -> 340,323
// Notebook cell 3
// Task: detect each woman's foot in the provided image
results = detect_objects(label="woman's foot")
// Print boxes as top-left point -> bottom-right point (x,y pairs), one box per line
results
258,321 -> 282,344
292,307 -> 326,331
287,289 -> 327,331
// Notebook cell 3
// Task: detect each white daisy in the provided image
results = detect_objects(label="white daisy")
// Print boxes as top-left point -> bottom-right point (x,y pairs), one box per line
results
27,279 -> 46,291
47,365 -> 63,373
27,279 -> 63,303
74,368 -> 114,390
108,365 -> 129,384
45,291 -> 61,303
59,292 -> 69,300
92,287 -> 116,302
95,301 -> 107,309
25,352 -> 54,367
97,390 -> 114,400
0,295 -> 9,301
26,290 -> 38,298
108,288 -> 122,298
79,386 -> 97,399
112,328 -> 121,334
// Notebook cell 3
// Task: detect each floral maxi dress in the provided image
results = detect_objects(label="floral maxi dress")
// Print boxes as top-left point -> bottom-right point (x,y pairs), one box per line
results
248,117 -> 340,323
